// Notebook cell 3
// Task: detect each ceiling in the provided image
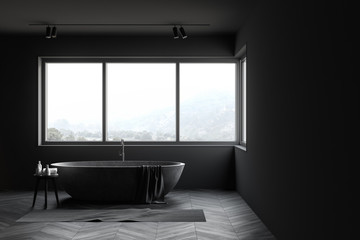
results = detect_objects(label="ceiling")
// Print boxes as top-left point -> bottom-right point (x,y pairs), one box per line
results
0,0 -> 259,37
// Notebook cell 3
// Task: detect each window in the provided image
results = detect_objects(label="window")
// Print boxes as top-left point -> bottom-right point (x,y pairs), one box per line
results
107,63 -> 176,141
45,63 -> 103,141
39,58 -> 240,145
240,57 -> 247,146
180,63 -> 236,141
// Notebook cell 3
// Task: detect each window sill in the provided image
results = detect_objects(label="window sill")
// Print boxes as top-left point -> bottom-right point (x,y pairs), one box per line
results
234,144 -> 247,152
38,144 -> 237,147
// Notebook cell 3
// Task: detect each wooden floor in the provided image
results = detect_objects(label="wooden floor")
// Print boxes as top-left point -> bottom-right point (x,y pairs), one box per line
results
0,189 -> 275,240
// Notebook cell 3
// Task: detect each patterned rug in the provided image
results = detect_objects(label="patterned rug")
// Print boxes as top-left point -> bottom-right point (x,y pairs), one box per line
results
17,208 -> 206,222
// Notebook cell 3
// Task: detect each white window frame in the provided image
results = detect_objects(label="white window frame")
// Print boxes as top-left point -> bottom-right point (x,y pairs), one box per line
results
240,57 -> 247,148
38,57 -> 241,146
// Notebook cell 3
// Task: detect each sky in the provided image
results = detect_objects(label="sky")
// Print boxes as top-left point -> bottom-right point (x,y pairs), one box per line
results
46,62 -> 235,129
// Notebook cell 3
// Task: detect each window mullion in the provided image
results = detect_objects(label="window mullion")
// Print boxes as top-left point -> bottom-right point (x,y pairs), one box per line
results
235,61 -> 240,144
102,62 -> 107,142
41,60 -> 46,145
176,62 -> 180,142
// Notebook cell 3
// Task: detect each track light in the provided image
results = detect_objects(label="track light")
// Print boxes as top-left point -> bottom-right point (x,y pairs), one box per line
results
45,26 -> 57,39
179,26 -> 187,39
51,26 -> 57,38
34,23 -> 205,39
173,26 -> 179,39
173,26 -> 187,39
45,26 -> 51,38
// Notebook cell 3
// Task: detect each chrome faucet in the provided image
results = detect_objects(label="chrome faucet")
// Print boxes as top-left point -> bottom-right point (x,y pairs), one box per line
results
119,139 -> 125,161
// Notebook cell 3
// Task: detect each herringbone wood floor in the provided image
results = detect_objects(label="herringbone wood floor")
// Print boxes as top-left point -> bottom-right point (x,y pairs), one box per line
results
0,189 -> 275,239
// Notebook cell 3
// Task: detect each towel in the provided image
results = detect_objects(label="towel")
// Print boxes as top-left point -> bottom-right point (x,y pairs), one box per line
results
136,165 -> 165,204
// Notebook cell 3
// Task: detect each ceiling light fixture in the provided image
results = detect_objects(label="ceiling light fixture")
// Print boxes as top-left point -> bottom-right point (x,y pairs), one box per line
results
173,26 -> 179,39
179,26 -> 187,39
32,23 -> 209,39
51,26 -> 57,38
45,26 -> 57,39
45,26 -> 51,39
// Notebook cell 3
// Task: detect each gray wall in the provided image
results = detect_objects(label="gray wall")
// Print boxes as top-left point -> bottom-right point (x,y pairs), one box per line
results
0,36 -> 236,190
235,1 -> 355,239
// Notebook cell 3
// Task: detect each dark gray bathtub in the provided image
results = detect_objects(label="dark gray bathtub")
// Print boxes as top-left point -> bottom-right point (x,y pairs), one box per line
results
51,161 -> 185,202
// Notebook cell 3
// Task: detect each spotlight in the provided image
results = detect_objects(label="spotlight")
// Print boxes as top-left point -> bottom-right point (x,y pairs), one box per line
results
51,26 -> 57,38
179,26 -> 187,39
173,26 -> 179,39
45,26 -> 51,38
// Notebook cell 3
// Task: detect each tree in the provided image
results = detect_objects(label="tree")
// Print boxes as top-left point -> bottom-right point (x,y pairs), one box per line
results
64,134 -> 75,141
76,136 -> 87,141
47,128 -> 63,141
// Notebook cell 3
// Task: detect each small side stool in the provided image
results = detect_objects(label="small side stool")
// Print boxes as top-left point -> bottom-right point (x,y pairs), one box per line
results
32,174 -> 60,209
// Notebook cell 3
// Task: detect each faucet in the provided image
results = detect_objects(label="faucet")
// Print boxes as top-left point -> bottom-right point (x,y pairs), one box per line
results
119,139 -> 125,161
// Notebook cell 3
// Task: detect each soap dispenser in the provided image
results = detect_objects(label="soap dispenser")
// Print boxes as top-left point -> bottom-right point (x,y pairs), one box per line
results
45,164 -> 51,176
36,161 -> 42,175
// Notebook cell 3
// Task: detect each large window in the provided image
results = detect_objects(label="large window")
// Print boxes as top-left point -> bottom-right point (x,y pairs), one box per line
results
39,59 -> 239,145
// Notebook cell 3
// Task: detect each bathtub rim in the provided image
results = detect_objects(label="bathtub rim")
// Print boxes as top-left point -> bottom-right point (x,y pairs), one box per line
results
51,160 -> 185,168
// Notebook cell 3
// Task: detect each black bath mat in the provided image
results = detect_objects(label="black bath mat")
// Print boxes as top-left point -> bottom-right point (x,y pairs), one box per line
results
17,208 -> 206,222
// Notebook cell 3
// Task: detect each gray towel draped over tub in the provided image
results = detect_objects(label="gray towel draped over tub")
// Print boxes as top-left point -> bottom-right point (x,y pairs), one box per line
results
136,165 -> 165,204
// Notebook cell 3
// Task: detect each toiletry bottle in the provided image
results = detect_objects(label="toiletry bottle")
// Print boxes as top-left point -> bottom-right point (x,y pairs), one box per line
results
45,164 -> 51,176
37,161 -> 42,175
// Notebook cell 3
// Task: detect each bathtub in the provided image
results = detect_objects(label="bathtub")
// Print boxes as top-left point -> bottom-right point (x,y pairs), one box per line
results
51,161 -> 185,202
